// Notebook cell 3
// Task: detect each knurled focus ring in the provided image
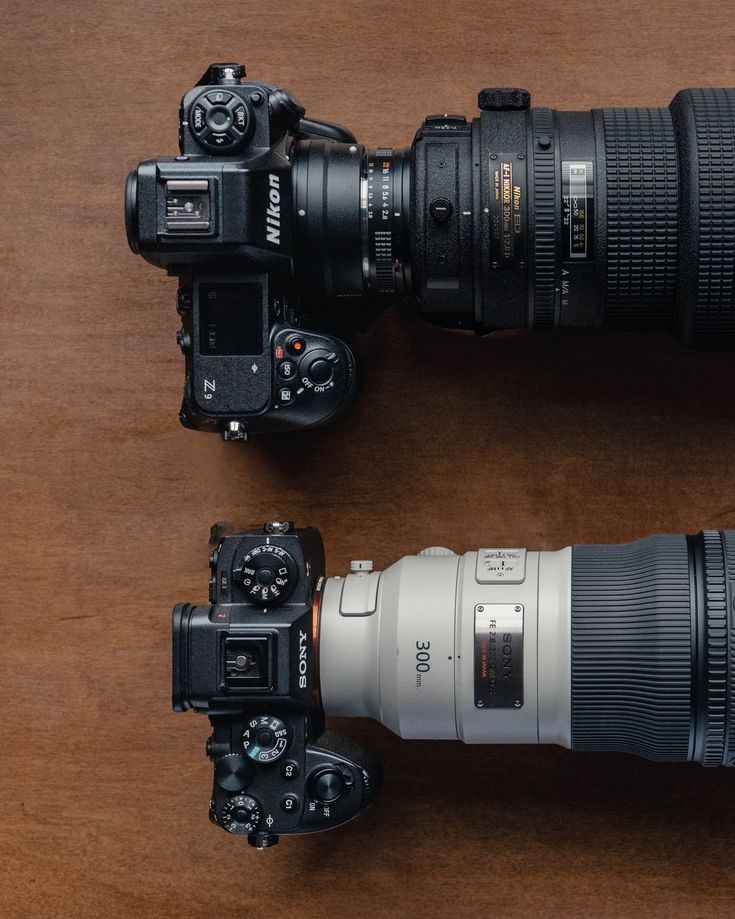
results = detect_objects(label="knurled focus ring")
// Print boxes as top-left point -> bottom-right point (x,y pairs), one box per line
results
722,530 -> 735,766
700,530 -> 728,766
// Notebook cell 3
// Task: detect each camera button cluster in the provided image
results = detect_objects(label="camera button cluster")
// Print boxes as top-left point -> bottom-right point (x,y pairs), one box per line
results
189,90 -> 251,153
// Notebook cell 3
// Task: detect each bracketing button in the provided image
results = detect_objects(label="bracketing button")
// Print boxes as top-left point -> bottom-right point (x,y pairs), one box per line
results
286,336 -> 306,356
206,91 -> 233,105
278,387 -> 294,404
232,104 -> 248,132
278,360 -> 297,380
280,794 -> 299,814
191,104 -> 207,134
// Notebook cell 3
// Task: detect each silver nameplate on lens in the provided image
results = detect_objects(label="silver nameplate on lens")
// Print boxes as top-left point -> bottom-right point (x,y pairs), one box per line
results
474,604 -> 524,709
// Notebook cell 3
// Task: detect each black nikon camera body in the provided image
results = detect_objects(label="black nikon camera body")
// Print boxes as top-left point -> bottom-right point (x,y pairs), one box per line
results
127,64 -> 359,440
172,521 -> 381,848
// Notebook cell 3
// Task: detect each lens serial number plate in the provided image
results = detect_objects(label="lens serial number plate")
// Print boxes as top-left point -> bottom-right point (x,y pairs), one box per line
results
474,604 -> 524,709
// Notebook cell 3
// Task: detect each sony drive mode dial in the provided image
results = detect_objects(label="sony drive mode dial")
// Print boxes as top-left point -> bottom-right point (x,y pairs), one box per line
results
240,544 -> 298,605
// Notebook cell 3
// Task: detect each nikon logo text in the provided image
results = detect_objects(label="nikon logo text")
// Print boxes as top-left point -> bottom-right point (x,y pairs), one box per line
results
266,173 -> 281,244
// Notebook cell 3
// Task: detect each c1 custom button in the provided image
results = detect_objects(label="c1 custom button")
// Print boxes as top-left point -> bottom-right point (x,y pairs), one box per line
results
206,91 -> 233,105
286,336 -> 306,356
429,197 -> 453,223
278,387 -> 294,404
278,360 -> 297,380
280,761 -> 300,781
280,794 -> 300,814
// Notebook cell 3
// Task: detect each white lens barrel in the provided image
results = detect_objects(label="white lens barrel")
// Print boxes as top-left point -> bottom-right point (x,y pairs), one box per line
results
319,547 -> 572,748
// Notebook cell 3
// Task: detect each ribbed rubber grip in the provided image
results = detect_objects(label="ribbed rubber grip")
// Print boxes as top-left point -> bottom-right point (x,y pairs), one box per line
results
723,531 -> 735,766
530,108 -> 557,329
571,534 -> 693,761
671,88 -> 735,348
601,107 -> 679,329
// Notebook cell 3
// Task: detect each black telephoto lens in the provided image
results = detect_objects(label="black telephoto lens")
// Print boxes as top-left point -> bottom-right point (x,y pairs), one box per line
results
294,87 -> 735,347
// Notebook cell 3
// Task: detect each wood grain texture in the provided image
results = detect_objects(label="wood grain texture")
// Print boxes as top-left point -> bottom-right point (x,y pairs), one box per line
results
2,0 -> 735,916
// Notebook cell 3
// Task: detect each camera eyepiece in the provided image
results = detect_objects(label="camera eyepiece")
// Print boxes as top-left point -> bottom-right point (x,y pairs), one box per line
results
124,169 -> 140,254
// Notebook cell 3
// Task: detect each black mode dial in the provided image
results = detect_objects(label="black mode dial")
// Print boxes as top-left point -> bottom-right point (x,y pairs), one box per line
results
240,544 -> 298,605
221,794 -> 262,834
243,715 -> 291,764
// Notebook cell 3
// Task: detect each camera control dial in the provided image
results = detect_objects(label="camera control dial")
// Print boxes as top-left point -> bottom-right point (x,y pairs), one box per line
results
243,715 -> 291,763
240,544 -> 298,604
221,794 -> 261,834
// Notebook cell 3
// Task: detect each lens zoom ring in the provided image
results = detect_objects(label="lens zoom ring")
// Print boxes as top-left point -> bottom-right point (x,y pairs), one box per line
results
571,535 -> 692,761
530,108 -> 557,330
700,530 -> 728,765
602,107 -> 679,329
685,89 -> 735,347
722,530 -> 735,766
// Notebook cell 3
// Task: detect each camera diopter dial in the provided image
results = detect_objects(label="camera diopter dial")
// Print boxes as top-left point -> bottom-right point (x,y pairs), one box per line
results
240,544 -> 298,604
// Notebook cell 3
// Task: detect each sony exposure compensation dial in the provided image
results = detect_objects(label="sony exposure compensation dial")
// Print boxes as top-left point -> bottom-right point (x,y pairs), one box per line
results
240,544 -> 298,604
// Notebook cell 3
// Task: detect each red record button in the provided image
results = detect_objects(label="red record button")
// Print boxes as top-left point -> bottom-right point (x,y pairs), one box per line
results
286,336 -> 306,356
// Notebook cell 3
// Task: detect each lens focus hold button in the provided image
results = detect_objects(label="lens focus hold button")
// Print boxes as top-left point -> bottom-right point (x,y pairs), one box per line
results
429,197 -> 453,223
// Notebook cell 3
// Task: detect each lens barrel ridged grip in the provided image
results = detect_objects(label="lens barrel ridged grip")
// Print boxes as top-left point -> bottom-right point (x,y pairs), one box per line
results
698,530 -> 727,766
670,88 -> 735,348
722,530 -> 735,766
601,107 -> 679,329
530,108 -> 557,330
571,535 -> 693,761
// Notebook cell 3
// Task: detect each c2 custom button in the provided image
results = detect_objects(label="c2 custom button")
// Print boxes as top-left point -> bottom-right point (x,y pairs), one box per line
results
280,761 -> 300,781
278,360 -> 297,380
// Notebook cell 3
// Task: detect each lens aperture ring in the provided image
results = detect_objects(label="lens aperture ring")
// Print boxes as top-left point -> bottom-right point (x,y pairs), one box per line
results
530,108 -> 557,330
699,530 -> 728,766
361,148 -> 409,295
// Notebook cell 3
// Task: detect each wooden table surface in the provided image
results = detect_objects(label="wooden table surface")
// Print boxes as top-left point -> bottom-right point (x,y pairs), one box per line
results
3,1 -> 735,916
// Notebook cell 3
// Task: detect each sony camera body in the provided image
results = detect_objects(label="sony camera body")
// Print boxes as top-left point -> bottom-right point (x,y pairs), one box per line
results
127,64 -> 358,440
172,521 -> 381,848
